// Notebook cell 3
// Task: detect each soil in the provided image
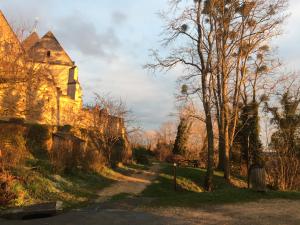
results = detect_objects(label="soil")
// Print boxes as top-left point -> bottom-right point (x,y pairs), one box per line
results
95,163 -> 161,203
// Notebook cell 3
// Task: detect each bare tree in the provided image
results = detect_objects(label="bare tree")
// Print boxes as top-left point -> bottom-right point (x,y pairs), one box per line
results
146,0 -> 287,188
146,0 -> 217,191
84,94 -> 131,166
204,0 -> 288,181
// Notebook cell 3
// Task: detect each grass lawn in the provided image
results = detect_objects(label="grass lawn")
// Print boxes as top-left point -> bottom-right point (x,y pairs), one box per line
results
141,163 -> 300,207
124,163 -> 150,171
4,158 -> 116,209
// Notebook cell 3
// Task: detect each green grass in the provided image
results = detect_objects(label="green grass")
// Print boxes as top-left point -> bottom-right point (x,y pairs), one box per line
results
125,163 -> 150,171
113,163 -> 150,177
110,193 -> 131,202
141,164 -> 300,207
6,158 -> 115,209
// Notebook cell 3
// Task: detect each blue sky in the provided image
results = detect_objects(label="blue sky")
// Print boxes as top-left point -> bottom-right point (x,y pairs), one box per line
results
0,0 -> 300,130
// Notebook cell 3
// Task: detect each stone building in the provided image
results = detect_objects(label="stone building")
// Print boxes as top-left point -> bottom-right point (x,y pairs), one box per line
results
0,10 -> 125,137
23,30 -> 83,126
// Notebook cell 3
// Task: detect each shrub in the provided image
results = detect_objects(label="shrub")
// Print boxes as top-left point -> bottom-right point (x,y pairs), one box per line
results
154,143 -> 172,161
166,154 -> 185,164
133,147 -> 151,165
135,154 -> 149,165
0,124 -> 27,171
110,138 -> 132,166
0,172 -> 17,206
50,133 -> 85,173
265,152 -> 300,191
83,148 -> 107,172
0,123 -> 28,206
26,124 -> 52,156
49,138 -> 69,173
58,125 -> 72,133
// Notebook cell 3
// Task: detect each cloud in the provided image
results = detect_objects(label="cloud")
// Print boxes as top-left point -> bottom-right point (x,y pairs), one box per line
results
54,12 -> 120,59
272,0 -> 300,71
78,55 -> 178,129
111,11 -> 127,25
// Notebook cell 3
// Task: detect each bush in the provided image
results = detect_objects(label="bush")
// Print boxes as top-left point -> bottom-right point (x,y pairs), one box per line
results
50,133 -> 85,173
58,125 -> 72,132
166,154 -> 185,164
26,124 -> 52,156
265,152 -> 300,191
0,172 -> 17,206
0,123 -> 28,206
110,138 -> 132,166
133,147 -> 152,165
154,143 -> 172,161
135,154 -> 149,165
83,148 -> 107,172
0,124 -> 27,171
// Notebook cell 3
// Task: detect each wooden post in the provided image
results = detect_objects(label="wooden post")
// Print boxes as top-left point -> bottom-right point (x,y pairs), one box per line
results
247,135 -> 250,189
173,163 -> 177,191
249,165 -> 266,192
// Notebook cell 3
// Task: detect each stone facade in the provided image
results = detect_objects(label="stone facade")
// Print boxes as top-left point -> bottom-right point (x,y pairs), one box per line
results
0,11 -> 125,138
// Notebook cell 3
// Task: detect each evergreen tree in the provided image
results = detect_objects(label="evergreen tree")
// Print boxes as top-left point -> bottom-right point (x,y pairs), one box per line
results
268,92 -> 300,156
173,117 -> 192,156
237,101 -> 263,170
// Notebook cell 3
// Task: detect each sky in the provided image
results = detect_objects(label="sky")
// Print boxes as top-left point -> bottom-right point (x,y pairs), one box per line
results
0,0 -> 299,130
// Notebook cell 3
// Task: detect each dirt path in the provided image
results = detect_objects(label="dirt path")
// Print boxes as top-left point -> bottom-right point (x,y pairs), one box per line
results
95,163 -> 161,203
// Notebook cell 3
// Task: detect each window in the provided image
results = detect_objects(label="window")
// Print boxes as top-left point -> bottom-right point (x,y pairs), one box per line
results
47,50 -> 51,57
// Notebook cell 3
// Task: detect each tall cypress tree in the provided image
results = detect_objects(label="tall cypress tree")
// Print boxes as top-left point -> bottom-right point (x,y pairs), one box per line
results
173,117 -> 192,156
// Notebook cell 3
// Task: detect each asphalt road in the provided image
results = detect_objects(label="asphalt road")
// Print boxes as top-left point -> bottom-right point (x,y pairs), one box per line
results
1,199 -> 300,225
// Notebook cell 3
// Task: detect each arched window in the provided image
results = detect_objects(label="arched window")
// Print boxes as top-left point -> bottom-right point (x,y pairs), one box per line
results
47,50 -> 51,57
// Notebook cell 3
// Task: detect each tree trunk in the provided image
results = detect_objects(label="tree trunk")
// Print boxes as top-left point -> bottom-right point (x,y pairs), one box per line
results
223,100 -> 231,181
217,123 -> 225,171
204,109 -> 214,191
223,121 -> 231,181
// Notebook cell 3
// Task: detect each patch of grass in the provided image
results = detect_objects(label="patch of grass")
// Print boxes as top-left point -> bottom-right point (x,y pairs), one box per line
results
125,163 -> 150,171
5,158 -> 116,209
141,164 -> 300,207
113,163 -> 151,177
110,193 -> 131,202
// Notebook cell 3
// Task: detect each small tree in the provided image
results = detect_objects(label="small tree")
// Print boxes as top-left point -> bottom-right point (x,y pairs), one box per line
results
265,90 -> 300,190
153,121 -> 177,161
86,94 -> 130,167
173,116 -> 192,156
235,101 -> 263,185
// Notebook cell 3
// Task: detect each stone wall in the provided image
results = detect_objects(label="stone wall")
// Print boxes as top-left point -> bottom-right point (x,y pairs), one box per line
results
0,78 -> 82,127
0,82 -> 27,120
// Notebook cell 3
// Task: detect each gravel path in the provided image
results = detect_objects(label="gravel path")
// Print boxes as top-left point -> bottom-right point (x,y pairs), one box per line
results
95,163 -> 161,203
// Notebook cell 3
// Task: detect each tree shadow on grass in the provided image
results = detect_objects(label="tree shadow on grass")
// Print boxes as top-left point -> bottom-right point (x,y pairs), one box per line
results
141,164 -> 300,207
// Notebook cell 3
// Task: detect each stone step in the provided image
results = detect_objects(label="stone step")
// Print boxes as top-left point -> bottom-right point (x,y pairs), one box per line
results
0,201 -> 63,220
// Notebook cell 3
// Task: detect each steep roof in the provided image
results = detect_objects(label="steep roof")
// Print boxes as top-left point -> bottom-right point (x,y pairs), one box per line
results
0,10 -> 23,52
22,32 -> 40,51
27,31 -> 74,66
